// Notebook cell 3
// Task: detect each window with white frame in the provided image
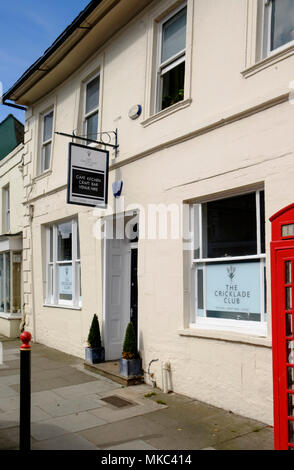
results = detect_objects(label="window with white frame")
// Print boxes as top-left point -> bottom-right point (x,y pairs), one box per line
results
262,0 -> 294,58
46,219 -> 81,307
0,251 -> 22,314
156,3 -> 187,112
190,190 -> 266,335
83,75 -> 100,143
40,109 -> 54,173
3,185 -> 10,233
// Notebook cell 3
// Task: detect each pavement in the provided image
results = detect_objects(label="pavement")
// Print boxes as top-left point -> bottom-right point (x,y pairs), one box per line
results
0,335 -> 274,451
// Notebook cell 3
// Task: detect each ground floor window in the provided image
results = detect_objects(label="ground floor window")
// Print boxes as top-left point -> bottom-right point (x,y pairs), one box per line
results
45,219 -> 81,307
190,190 -> 266,335
0,251 -> 22,314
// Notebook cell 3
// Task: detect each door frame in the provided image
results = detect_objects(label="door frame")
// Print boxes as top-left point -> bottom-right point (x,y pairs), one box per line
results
102,210 -> 139,360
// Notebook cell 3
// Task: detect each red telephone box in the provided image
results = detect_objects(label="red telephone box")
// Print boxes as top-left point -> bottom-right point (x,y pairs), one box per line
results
270,203 -> 294,450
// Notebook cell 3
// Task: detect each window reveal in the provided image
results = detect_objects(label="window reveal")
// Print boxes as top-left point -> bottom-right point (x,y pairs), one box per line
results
157,5 -> 187,112
46,219 -> 81,307
263,0 -> 294,57
0,252 -> 21,314
191,191 -> 266,330
40,110 -> 54,173
84,75 -> 100,142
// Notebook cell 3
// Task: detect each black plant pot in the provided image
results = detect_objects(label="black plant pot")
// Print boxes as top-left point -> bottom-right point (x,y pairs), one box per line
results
120,357 -> 142,377
85,346 -> 105,364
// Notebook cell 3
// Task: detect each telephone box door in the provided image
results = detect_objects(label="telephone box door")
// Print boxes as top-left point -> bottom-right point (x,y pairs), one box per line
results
270,204 -> 294,450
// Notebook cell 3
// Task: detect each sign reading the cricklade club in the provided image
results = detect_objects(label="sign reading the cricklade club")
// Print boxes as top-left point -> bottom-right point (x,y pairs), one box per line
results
205,261 -> 261,321
67,142 -> 109,208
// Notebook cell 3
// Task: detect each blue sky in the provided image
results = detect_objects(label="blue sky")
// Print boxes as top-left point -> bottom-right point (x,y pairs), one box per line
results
0,0 -> 89,124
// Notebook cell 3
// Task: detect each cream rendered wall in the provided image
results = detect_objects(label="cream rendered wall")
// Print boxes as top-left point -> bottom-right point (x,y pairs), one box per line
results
0,144 -> 24,235
0,143 -> 25,338
20,0 -> 294,424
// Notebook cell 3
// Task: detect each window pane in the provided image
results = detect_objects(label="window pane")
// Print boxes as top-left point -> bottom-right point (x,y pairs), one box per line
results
259,190 -> 265,253
86,112 -> 98,141
49,227 -> 53,262
42,142 -> 51,171
193,205 -> 201,258
271,0 -> 294,51
57,222 -> 72,261
48,264 -> 54,302
205,260 -> 262,322
203,193 -> 257,258
78,261 -> 82,302
86,77 -> 100,114
161,61 -> 185,110
12,254 -> 21,313
77,224 -> 80,260
43,111 -> 53,142
161,7 -> 187,63
5,253 -> 10,312
0,254 -> 3,312
197,264 -> 204,315
58,263 -> 72,302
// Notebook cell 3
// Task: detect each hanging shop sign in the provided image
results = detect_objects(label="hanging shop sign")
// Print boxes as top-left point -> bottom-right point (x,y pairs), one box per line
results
67,142 -> 109,208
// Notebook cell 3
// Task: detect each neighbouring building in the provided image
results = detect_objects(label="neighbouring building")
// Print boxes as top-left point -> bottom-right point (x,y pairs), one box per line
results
3,0 -> 294,428
0,114 -> 24,337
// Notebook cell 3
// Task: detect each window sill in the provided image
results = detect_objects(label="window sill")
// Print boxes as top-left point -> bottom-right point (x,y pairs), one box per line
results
0,313 -> 22,320
33,169 -> 52,182
141,98 -> 192,128
178,327 -> 271,348
43,303 -> 82,311
242,42 -> 294,78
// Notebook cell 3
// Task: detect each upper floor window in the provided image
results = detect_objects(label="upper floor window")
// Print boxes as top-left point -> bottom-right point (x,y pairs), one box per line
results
3,185 -> 10,233
83,75 -> 100,142
157,4 -> 187,112
40,109 -> 54,173
262,0 -> 294,57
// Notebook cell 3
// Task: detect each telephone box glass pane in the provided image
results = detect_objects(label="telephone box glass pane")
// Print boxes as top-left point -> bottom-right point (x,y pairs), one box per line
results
288,368 -> 294,389
287,342 -> 294,364
289,394 -> 294,416
286,261 -> 292,284
282,224 -> 294,237
289,421 -> 294,444
286,287 -> 292,310
286,314 -> 293,337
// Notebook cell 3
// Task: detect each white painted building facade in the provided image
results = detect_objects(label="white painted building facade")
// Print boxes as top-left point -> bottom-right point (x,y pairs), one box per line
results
0,142 -> 25,337
4,0 -> 294,424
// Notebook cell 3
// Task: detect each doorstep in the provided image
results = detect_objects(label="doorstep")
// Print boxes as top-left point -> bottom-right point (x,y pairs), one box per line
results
84,360 -> 144,386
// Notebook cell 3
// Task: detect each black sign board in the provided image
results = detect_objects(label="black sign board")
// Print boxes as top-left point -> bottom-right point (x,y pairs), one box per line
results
67,142 -> 109,207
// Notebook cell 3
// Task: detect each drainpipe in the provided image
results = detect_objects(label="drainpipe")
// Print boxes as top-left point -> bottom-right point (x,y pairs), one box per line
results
147,359 -> 159,388
29,204 -> 36,342
162,361 -> 171,394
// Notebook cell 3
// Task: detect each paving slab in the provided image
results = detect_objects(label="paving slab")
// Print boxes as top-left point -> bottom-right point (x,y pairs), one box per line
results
31,433 -> 99,450
106,439 -> 157,450
0,339 -> 274,451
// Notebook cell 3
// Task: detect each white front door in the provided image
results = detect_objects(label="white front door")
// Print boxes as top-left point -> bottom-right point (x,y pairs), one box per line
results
104,234 -> 131,360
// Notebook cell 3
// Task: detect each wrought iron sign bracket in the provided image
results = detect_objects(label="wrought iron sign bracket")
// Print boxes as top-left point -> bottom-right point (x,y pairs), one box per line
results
55,129 -> 119,158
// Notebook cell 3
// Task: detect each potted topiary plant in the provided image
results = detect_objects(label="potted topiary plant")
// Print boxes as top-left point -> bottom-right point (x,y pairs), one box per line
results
120,322 -> 142,377
85,314 -> 105,364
